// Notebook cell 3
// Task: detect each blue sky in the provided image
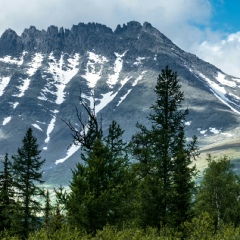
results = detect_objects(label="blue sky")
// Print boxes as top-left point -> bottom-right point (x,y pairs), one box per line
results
0,0 -> 239,77
210,0 -> 240,33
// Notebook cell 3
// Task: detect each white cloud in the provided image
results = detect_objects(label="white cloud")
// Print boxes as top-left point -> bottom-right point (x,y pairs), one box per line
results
196,32 -> 240,77
0,0 -> 211,35
0,0 -> 239,77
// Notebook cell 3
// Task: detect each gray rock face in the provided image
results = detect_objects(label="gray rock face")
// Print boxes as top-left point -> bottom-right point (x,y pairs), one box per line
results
0,22 -> 115,57
0,21 -> 239,185
0,29 -> 23,56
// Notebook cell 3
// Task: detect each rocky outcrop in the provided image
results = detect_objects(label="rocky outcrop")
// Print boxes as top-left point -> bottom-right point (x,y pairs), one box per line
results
0,21 -> 164,57
0,22 -> 115,57
0,29 -> 23,56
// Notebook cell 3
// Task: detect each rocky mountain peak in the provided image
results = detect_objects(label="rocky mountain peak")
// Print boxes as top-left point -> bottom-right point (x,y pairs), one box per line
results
0,21 -> 239,184
0,29 -> 23,56
114,21 -> 142,34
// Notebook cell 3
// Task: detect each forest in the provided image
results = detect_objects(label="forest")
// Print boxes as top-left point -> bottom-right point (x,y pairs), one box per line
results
1,66 -> 240,239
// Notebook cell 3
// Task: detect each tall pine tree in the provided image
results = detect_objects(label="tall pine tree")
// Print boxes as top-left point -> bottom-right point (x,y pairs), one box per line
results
12,128 -> 45,238
132,66 -> 198,228
0,153 -> 15,231
66,100 -> 133,233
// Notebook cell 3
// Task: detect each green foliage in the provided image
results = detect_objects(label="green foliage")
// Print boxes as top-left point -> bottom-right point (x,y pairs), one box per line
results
43,190 -> 51,225
28,225 -> 86,240
183,212 -> 215,239
0,153 -> 15,231
131,66 -> 198,228
12,128 -> 45,238
4,223 -> 240,239
195,155 -> 240,227
66,119 -> 134,233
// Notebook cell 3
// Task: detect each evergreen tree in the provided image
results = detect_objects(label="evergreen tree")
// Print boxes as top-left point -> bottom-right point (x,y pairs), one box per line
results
44,190 -> 51,226
131,66 -> 198,228
66,113 -> 132,233
104,120 -> 134,225
0,153 -> 15,231
12,128 -> 45,238
195,155 -> 240,227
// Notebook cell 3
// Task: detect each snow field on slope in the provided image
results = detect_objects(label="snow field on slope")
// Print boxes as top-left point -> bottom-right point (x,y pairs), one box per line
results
6,53 -> 43,98
47,53 -> 80,104
195,71 -> 240,114
2,116 -> 11,125
27,53 -> 43,76
0,77 -> 11,96
54,52 -> 108,164
43,110 -> 59,149
216,72 -> 237,88
82,51 -> 108,88
15,78 -> 31,98
107,51 -> 127,88
0,51 -> 26,66
55,144 -> 80,164
116,71 -> 147,107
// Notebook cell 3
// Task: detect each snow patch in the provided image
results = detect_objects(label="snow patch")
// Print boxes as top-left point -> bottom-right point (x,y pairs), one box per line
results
228,92 -> 240,100
200,129 -> 207,135
36,120 -> 46,124
116,89 -> 132,106
107,51 -> 127,88
9,102 -> 19,109
209,127 -> 221,134
198,72 -> 226,95
82,52 -> 108,88
38,94 -> 48,101
44,110 -> 59,144
116,71 -> 147,107
2,116 -> 11,125
185,121 -> 191,126
232,77 -> 240,83
0,77 -> 11,96
196,72 -> 240,114
133,57 -> 145,66
32,123 -> 43,131
27,53 -> 43,76
81,92 -> 95,110
47,53 -> 80,104
12,102 -> 19,109
216,72 -> 237,88
0,52 -> 26,66
132,71 -> 147,86
38,87 -> 56,102
55,144 -> 80,165
17,78 -> 31,98
95,91 -> 118,113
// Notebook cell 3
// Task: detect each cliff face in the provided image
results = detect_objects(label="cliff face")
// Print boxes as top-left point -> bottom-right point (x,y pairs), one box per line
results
0,21 -> 239,185
0,22 -> 115,56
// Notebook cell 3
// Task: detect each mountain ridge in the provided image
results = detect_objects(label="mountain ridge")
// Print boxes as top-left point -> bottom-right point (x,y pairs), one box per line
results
0,21 -> 239,185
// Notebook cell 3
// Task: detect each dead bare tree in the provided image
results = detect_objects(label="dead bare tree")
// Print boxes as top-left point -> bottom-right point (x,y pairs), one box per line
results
64,93 -> 103,152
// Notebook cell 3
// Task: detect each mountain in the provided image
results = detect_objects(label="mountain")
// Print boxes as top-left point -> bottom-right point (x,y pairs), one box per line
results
0,21 -> 240,185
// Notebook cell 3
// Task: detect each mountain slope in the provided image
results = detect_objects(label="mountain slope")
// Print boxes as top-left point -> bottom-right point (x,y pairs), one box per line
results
0,21 -> 239,184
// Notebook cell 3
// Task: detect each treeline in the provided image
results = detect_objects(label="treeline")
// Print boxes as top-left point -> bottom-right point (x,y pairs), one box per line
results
1,66 -> 240,239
